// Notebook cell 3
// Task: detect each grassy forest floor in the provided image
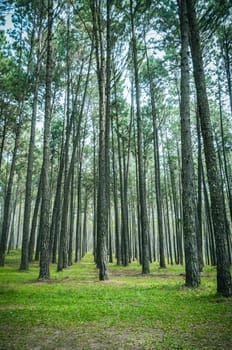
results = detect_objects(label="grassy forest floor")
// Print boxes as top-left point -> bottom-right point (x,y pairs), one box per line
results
0,251 -> 231,350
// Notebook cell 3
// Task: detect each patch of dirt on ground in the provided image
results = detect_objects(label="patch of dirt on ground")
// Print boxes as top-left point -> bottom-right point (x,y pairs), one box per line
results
1,321 -> 231,350
7,323 -> 231,350
110,269 -> 182,279
24,324 -> 164,350
110,270 -> 141,277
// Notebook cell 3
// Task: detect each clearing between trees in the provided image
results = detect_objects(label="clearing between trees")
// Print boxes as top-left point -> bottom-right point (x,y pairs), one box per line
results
0,251 -> 231,350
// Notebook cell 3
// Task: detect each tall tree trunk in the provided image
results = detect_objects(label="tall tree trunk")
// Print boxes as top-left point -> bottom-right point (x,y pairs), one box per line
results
179,0 -> 200,287
0,123 -> 21,266
8,182 -> 19,252
68,169 -> 75,266
16,190 -> 23,249
49,147 -> 64,262
58,106 -> 86,271
38,0 -> 53,280
0,16 -> 32,265
82,188 -> 88,258
28,173 -> 42,262
202,165 -> 217,266
20,35 -> 41,270
57,46 -> 91,271
111,118 -> 121,265
57,2 -> 73,271
0,113 -> 7,171
221,29 -> 232,117
90,0 -> 109,280
116,115 -> 129,266
186,0 -> 231,296
92,116 -> 97,262
143,30 -> 166,268
196,109 -> 204,272
130,0 -> 150,274
75,148 -> 82,263
105,0 -> 112,264
168,150 -> 183,265
50,61 -> 84,263
217,73 -> 232,222
215,135 -> 232,265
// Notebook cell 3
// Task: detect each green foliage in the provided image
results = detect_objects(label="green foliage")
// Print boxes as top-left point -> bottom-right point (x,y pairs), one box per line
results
0,251 -> 231,350
199,0 -> 232,35
0,46 -> 26,102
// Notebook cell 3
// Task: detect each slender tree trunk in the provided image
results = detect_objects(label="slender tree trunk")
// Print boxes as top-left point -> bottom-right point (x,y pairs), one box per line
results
8,183 -> 19,253
0,124 -> 21,266
105,0 -> 112,264
0,114 -> 7,171
134,118 -> 142,265
162,159 -> 173,266
202,165 -> 216,266
186,0 -> 231,296
28,174 -> 42,262
111,118 -> 121,265
215,135 -> 232,265
196,109 -> 204,272
58,113 -> 85,271
20,46 -> 41,271
92,117 -> 97,262
168,168 -> 178,265
116,116 -> 129,266
38,0 -> 53,280
221,30 -> 232,117
16,190 -> 23,249
49,147 -> 64,262
82,189 -> 88,258
130,0 -> 149,274
179,0 -> 200,287
217,73 -> 232,222
168,151 -> 183,265
75,151 -> 82,263
50,62 -> 84,263
90,0 -> 109,280
58,47 -> 91,271
68,169 -> 75,266
143,31 -> 166,268
57,4 -> 72,271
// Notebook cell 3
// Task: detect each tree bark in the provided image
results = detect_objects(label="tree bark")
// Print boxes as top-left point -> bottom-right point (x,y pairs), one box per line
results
111,116 -> 121,265
186,0 -> 231,296
38,0 -> 53,280
217,73 -> 232,222
90,0 -> 109,280
28,172 -> 42,262
0,113 -> 7,171
130,0 -> 150,274
20,26 -> 41,270
143,29 -> 166,268
221,29 -> 232,117
196,109 -> 204,272
179,0 -> 200,287
0,123 -> 21,266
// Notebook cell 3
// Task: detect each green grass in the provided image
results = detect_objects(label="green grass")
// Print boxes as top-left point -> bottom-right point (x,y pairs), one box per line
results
0,251 -> 231,349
